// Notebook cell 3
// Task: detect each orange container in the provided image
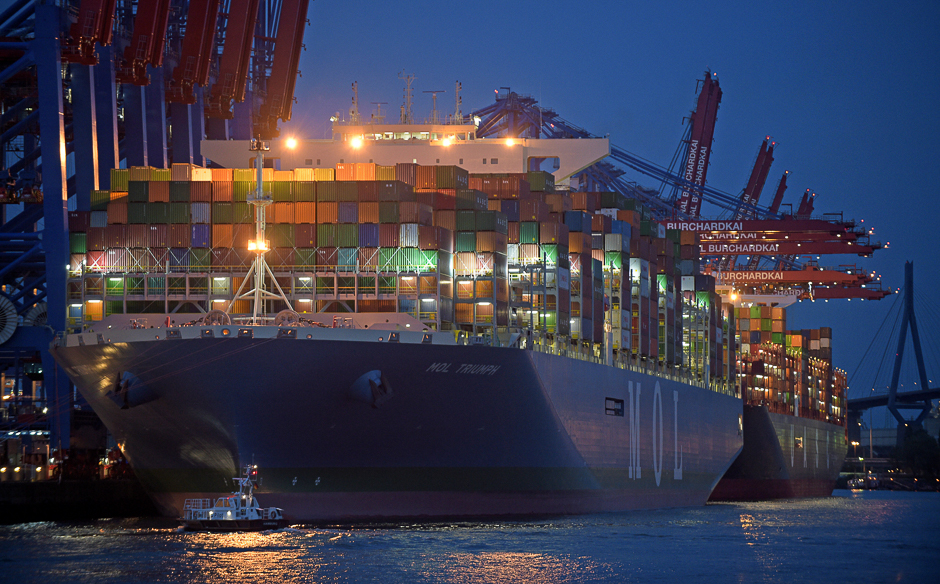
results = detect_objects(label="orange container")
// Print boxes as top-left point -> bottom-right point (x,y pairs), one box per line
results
335,163 -> 355,181
148,181 -> 170,202
294,202 -> 317,223
212,224 -> 234,248
107,201 -> 128,224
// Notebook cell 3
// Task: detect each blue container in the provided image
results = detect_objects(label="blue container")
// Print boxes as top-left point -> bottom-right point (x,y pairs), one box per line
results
191,224 -> 211,248
564,211 -> 589,232
500,200 -> 520,222
592,233 -> 604,249
338,201 -> 358,223
358,223 -> 380,247
611,219 -> 624,235
750,330 -> 761,344
169,247 -> 189,271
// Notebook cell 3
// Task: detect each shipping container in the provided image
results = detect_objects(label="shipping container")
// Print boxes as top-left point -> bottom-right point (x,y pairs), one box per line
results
212,224 -> 234,248
90,210 -> 108,228
191,202 -> 211,224
400,223 -> 420,247
335,162 -> 355,181
433,209 -> 456,231
395,163 -> 418,186
357,180 -> 378,201
338,201 -> 358,223
91,189 -> 111,211
316,224 -> 336,247
273,202 -> 295,223
294,181 -> 316,202
212,202 -> 234,224
313,167 -> 334,181
167,224 -> 191,247
125,224 -> 149,247
379,223 -> 400,247
211,168 -> 234,182
69,232 -> 87,254
316,202 -> 338,223
110,168 -> 129,191
359,223 -> 380,247
68,211 -> 91,232
295,224 -> 316,247
107,201 -> 128,224
355,162 -> 376,181
190,181 -> 212,202
358,201 -> 380,223
335,224 -> 359,248
191,224 -> 211,248
294,201 -> 317,223
128,181 -> 149,202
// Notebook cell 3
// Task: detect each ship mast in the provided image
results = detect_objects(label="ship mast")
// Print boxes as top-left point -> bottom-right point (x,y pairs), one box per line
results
225,138 -> 293,324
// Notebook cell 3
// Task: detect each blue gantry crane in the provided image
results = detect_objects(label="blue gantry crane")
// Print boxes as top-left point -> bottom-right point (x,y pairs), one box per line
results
0,0 -> 309,457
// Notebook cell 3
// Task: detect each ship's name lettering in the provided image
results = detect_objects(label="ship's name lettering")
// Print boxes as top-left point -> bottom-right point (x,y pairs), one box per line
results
426,362 -> 501,376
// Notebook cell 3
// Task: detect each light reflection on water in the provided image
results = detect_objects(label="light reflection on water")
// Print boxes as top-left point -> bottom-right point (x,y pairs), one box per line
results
0,491 -> 936,583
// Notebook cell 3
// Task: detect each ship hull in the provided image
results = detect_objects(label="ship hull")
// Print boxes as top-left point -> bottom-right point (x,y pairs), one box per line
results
52,326 -> 743,521
709,404 -> 847,501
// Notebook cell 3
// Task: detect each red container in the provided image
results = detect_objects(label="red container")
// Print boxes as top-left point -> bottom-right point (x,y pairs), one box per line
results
272,247 -> 295,267
358,247 -> 378,269
148,181 -> 170,202
538,221 -> 568,244
399,202 -> 434,225
85,250 -> 105,270
104,248 -> 128,271
507,221 -> 520,244
395,163 -> 418,186
148,224 -> 167,247
105,224 -> 127,247
68,211 -> 90,232
294,202 -> 316,223
469,177 -> 483,191
480,177 -> 500,198
212,181 -> 233,202
190,181 -> 212,202
498,177 -> 530,200
167,223 -> 191,247
476,231 -> 507,252
295,224 -> 316,247
87,227 -> 107,250
355,162 -> 376,181
591,213 -> 612,234
125,224 -> 149,247
317,247 -> 338,267
107,201 -> 128,224
211,248 -> 236,268
415,189 -> 436,207
357,180 -> 379,202
520,199 -> 548,222
379,223 -> 400,247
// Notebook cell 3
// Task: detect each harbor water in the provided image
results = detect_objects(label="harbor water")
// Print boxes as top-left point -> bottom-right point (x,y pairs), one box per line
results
1,490 -> 936,583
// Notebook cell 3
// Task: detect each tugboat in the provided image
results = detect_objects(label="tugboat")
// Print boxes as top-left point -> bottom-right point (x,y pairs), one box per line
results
181,465 -> 289,531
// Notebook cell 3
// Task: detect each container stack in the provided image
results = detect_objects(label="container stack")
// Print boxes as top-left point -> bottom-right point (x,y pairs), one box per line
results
736,305 -> 787,355
67,161 -> 737,389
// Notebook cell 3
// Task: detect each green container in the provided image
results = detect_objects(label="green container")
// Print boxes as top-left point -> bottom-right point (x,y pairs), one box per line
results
268,224 -> 294,248
233,169 -> 255,182
127,202 -> 147,224
233,181 -> 255,202
317,181 -> 338,202
456,231 -> 476,252
212,203 -> 234,224
539,244 -> 559,264
234,203 -> 253,223
169,181 -> 191,202
604,251 -> 623,270
146,202 -> 169,223
761,319 -> 772,332
151,168 -> 171,181
69,232 -> 87,254
399,248 -> 426,270
335,224 -> 359,247
379,248 -> 400,270
519,222 -> 539,244
271,181 -> 293,202
527,171 -> 555,193
317,224 -> 336,247
295,248 -> 317,267
436,165 -> 468,189
91,190 -> 111,211
599,191 -> 624,210
127,181 -> 149,202
110,169 -> 129,191
189,248 -> 211,270
475,210 -> 507,234
772,332 -> 784,344
456,210 -> 476,231
750,305 -> 761,319
665,229 -> 681,243
294,181 -> 317,202
168,202 -> 190,223
379,202 -> 399,223
336,181 -> 358,202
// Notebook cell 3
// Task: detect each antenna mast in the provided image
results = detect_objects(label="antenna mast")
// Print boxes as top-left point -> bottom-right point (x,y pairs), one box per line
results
453,81 -> 462,124
371,102 -> 387,124
226,138 -> 293,324
399,71 -> 415,123
350,82 -> 361,125
424,90 -> 444,124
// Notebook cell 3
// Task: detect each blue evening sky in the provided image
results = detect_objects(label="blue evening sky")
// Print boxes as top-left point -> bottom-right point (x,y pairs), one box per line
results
280,1 -> 940,411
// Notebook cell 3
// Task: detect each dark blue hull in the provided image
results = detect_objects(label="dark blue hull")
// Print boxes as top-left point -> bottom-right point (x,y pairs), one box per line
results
52,325 -> 743,521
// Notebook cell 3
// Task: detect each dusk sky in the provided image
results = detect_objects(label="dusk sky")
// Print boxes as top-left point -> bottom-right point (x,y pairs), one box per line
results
280,1 -> 940,415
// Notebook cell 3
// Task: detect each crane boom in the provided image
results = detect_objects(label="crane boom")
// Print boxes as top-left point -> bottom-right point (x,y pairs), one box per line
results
205,0 -> 261,119
675,72 -> 722,218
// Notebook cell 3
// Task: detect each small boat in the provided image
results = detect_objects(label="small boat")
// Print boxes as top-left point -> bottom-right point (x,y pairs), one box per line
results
181,465 -> 289,531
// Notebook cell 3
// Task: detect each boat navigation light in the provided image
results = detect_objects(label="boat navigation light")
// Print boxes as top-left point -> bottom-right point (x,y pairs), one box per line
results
505,138 -> 515,146
350,136 -> 363,148
442,137 -> 452,147
285,137 -> 298,149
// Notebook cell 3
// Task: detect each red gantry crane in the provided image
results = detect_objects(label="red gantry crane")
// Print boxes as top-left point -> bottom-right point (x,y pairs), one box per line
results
167,0 -> 221,104
205,0 -> 262,119
675,72 -> 722,218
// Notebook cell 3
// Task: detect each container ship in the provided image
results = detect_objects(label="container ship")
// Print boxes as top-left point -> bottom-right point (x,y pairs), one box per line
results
50,121 -> 846,520
50,125 -> 751,521
709,314 -> 849,500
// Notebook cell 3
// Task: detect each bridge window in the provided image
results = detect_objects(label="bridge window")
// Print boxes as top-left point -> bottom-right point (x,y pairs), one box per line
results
605,398 -> 624,417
